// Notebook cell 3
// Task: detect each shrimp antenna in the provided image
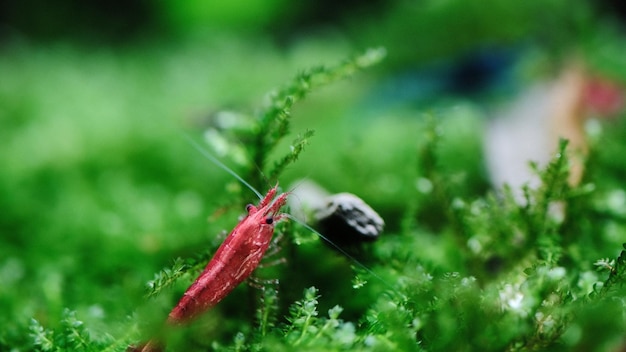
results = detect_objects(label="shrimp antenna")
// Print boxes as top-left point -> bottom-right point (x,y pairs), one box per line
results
184,134 -> 263,200
285,214 -> 398,294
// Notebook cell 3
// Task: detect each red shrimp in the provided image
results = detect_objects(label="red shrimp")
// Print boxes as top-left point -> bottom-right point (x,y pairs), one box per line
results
169,185 -> 288,323
131,185 -> 288,351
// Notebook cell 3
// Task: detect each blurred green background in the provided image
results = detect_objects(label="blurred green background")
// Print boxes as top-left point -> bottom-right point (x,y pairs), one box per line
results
3,0 -> 626,350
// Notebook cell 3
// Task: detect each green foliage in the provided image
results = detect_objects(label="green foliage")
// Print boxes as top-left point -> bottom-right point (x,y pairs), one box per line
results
246,47 -> 386,190
282,287 -> 356,349
28,309 -> 118,352
145,257 -> 188,299
599,244 -> 626,296
269,129 -> 315,181
4,7 -> 626,351
220,287 -> 360,351
255,286 -> 280,338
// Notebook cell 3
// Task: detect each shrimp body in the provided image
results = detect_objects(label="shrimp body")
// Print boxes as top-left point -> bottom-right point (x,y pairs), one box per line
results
168,185 -> 288,323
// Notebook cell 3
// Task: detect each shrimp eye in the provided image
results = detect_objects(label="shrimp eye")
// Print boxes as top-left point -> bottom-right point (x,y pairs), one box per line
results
246,204 -> 254,212
265,217 -> 274,225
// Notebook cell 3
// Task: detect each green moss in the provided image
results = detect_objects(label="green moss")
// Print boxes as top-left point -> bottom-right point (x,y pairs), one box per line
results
3,7 -> 626,350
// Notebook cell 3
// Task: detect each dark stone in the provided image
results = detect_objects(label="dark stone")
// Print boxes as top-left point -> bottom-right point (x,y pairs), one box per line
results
315,193 -> 384,245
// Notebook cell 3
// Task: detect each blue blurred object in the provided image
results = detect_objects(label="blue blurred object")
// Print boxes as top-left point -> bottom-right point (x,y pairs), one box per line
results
367,47 -> 521,110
